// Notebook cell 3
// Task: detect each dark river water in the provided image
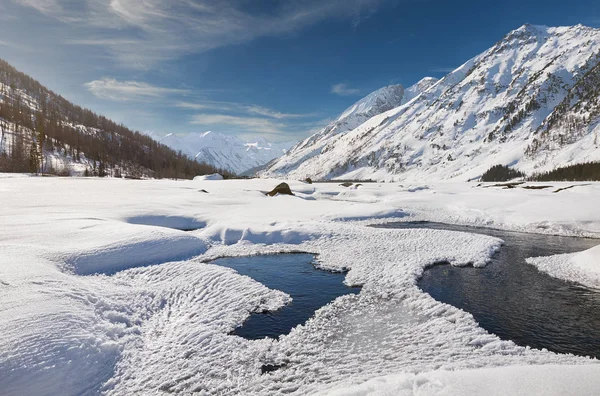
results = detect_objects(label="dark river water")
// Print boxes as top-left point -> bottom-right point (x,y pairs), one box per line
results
376,221 -> 600,359
210,253 -> 360,340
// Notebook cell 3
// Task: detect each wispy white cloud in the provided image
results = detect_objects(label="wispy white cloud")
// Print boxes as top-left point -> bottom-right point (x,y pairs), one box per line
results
190,113 -> 286,135
331,83 -> 361,96
176,101 -> 314,119
85,78 -> 189,101
15,0 -> 61,15
13,0 -> 397,68
65,38 -> 141,46
180,102 -> 328,138
244,105 -> 309,119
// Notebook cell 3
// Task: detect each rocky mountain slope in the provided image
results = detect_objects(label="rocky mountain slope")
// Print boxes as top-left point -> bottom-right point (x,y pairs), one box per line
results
262,24 -> 600,181
150,131 -> 294,175
261,83 -> 414,176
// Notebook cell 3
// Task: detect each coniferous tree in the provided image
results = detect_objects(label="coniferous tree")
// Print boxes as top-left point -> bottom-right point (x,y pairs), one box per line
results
98,160 -> 107,177
28,143 -> 39,174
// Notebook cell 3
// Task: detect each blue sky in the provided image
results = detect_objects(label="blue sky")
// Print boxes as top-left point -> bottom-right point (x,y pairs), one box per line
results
1,0 -> 599,142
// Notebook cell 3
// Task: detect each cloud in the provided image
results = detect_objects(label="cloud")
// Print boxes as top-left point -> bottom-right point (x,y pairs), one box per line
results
240,105 -> 312,119
85,78 -> 189,101
65,38 -> 141,46
176,101 -> 313,119
13,0 -> 397,68
14,0 -> 61,15
190,114 -> 286,135
188,113 -> 329,139
331,83 -> 361,96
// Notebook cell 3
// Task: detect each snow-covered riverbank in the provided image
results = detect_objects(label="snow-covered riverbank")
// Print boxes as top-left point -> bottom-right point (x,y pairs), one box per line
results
1,176 -> 599,395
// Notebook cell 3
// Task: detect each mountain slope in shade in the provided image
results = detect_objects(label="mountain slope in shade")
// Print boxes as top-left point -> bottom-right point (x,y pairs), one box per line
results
151,131 -> 295,175
262,24 -> 600,181
0,59 -> 218,179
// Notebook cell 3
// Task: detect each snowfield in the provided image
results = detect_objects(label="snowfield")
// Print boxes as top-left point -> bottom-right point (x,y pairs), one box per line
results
1,176 -> 599,395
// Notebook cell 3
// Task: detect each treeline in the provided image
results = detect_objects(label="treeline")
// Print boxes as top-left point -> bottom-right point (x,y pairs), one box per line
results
480,164 -> 525,182
530,162 -> 600,181
480,163 -> 600,182
0,58 -> 230,178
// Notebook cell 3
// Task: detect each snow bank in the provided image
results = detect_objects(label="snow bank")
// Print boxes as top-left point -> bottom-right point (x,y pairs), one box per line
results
527,244 -> 600,289
62,229 -> 208,275
194,173 -> 224,181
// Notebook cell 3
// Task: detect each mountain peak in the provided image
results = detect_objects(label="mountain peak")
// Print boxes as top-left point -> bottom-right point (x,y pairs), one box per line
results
516,23 -> 549,33
502,23 -> 551,43
337,84 -> 404,122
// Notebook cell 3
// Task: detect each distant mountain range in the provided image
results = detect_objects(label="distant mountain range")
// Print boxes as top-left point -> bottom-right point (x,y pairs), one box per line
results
262,24 -> 600,181
149,131 -> 295,175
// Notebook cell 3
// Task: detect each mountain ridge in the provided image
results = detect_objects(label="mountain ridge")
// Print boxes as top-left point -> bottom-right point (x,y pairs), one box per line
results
262,24 -> 600,181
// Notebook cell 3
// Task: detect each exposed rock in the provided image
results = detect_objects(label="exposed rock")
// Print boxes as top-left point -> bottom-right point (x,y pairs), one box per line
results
266,183 -> 294,197
483,181 -> 525,189
521,185 -> 553,190
554,184 -> 591,193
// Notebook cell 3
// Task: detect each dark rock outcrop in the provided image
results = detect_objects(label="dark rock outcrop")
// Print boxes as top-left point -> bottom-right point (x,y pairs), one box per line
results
266,183 -> 294,196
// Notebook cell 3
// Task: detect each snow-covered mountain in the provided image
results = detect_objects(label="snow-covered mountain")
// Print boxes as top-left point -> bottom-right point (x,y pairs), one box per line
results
261,83 -> 423,177
262,24 -> 600,181
151,131 -> 295,175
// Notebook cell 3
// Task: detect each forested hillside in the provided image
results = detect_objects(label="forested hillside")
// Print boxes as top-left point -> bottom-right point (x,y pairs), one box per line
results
0,58 -> 226,178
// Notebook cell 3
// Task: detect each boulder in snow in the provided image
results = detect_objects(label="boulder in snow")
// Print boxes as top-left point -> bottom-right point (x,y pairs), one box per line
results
266,182 -> 294,197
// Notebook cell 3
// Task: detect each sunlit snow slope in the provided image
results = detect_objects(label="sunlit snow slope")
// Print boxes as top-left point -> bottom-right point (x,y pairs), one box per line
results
263,24 -> 600,181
